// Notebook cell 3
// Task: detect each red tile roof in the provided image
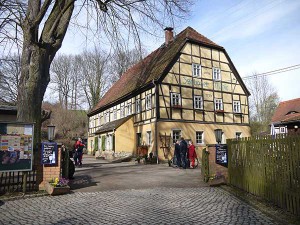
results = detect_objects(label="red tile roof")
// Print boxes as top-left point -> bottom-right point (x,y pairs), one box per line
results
88,27 -> 247,116
271,98 -> 300,123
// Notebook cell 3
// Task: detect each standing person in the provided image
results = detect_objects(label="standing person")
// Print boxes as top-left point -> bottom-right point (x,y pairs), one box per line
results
174,140 -> 181,167
75,138 -> 85,167
188,141 -> 197,168
180,137 -> 188,169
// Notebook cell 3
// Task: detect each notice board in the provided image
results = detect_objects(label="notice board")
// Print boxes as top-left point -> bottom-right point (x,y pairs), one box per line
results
41,142 -> 57,165
0,122 -> 34,172
215,144 -> 228,167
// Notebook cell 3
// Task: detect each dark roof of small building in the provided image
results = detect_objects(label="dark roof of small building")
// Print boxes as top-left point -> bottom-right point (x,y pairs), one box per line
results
88,26 -> 250,116
271,98 -> 300,124
0,104 -> 17,115
94,116 -> 133,134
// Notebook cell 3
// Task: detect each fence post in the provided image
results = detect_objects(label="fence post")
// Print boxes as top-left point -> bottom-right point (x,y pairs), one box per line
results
22,172 -> 27,193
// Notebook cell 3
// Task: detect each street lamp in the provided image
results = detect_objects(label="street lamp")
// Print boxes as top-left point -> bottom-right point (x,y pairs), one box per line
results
47,125 -> 55,142
214,129 -> 222,144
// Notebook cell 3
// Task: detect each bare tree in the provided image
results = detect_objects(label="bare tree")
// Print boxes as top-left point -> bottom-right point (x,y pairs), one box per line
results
79,47 -> 109,109
110,48 -> 147,84
1,0 -> 192,147
246,74 -> 280,135
0,54 -> 21,104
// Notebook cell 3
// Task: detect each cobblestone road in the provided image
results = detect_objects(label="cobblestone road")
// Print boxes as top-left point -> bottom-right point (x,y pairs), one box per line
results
0,187 -> 277,225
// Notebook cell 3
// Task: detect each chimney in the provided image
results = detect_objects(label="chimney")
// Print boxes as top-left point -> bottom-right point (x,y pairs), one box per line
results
164,27 -> 174,45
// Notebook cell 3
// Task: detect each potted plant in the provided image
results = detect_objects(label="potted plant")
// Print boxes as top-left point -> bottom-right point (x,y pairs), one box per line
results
45,177 -> 70,195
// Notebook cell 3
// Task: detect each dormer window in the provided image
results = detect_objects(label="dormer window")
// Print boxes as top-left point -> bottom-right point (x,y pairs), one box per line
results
286,111 -> 298,115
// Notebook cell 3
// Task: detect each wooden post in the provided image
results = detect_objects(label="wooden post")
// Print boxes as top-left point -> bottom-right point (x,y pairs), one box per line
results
22,172 -> 27,193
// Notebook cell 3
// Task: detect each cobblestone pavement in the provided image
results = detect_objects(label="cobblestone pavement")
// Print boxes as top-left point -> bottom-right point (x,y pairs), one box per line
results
0,187 -> 278,225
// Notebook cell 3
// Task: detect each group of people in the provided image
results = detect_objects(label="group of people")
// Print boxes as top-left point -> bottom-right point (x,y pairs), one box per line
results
174,137 -> 197,169
73,138 -> 85,167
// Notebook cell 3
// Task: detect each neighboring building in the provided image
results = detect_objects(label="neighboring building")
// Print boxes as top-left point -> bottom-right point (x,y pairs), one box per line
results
271,98 -> 300,135
0,104 -> 17,121
87,27 -> 251,160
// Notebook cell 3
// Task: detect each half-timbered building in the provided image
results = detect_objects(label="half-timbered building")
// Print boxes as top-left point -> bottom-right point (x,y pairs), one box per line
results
87,27 -> 251,160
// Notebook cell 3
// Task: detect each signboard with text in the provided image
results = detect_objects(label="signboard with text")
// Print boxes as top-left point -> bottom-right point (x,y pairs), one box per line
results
0,122 -> 34,172
216,144 -> 228,167
41,142 -> 57,165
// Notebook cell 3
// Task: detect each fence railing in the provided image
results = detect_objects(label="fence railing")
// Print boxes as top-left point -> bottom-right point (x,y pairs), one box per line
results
227,134 -> 300,216
0,170 -> 37,194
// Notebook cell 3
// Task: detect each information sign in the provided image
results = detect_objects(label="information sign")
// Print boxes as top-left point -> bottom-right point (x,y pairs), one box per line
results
215,144 -> 228,167
41,142 -> 57,165
0,122 -> 34,172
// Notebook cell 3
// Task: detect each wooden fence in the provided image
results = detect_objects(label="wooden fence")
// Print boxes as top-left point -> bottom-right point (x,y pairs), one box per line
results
227,134 -> 300,216
0,170 -> 37,194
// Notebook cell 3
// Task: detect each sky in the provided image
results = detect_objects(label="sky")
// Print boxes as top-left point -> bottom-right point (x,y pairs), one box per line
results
57,0 -> 300,103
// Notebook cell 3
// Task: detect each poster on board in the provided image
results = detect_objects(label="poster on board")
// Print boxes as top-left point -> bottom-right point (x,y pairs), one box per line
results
0,122 -> 34,172
41,142 -> 57,165
215,144 -> 228,167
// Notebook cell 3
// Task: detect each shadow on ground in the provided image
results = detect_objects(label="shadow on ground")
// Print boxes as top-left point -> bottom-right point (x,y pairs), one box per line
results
69,175 -> 98,190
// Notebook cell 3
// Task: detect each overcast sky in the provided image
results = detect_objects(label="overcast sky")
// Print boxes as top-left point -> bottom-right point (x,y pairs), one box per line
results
58,0 -> 300,103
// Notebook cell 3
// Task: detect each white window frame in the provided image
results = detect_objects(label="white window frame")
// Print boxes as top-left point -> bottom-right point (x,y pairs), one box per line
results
235,132 -> 242,139
136,99 -> 141,113
113,110 -> 117,120
280,127 -> 287,133
194,96 -> 203,109
196,131 -> 204,144
104,112 -> 109,123
146,94 -> 152,110
192,63 -> 201,77
172,129 -> 181,143
215,98 -> 223,111
127,103 -> 132,116
233,101 -> 241,113
146,131 -> 152,146
120,106 -> 125,118
213,67 -> 221,81
171,93 -> 181,106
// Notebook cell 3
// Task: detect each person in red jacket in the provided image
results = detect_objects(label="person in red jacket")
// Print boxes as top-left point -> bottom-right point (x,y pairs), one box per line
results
188,141 -> 197,168
74,138 -> 85,166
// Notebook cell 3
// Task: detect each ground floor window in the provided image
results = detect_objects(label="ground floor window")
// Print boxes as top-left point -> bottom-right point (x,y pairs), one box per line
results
196,131 -> 204,144
235,132 -> 242,139
147,131 -> 152,146
172,129 -> 181,143
105,134 -> 113,150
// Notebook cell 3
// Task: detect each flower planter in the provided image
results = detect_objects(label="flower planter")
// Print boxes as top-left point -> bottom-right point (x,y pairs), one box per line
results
44,181 -> 70,196
208,176 -> 226,187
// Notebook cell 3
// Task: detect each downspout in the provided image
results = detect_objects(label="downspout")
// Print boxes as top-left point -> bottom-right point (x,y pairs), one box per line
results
153,79 -> 159,164
113,128 -> 116,153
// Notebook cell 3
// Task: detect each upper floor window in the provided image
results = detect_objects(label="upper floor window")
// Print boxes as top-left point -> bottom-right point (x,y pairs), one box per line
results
215,98 -> 223,111
113,110 -> 117,120
136,99 -> 141,113
171,93 -> 181,106
194,96 -> 203,109
146,94 -> 152,110
233,101 -> 241,113
120,107 -> 125,118
192,63 -> 201,77
196,131 -> 204,144
127,103 -> 132,116
104,112 -> 110,123
172,129 -> 181,143
213,68 -> 221,80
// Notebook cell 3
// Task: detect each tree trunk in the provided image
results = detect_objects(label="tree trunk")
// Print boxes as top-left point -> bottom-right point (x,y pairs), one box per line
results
18,43 -> 53,144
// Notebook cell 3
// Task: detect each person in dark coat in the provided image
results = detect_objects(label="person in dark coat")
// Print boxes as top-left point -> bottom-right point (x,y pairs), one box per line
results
174,140 -> 181,167
180,137 -> 188,169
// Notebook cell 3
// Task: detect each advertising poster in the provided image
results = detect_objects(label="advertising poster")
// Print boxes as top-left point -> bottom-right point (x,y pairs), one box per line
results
41,142 -> 57,165
215,144 -> 228,167
0,122 -> 34,172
